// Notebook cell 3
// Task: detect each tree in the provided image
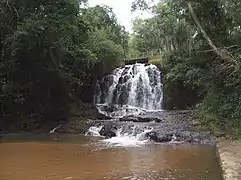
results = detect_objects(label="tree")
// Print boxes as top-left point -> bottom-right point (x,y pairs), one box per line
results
0,0 -> 128,126
130,0 -> 241,136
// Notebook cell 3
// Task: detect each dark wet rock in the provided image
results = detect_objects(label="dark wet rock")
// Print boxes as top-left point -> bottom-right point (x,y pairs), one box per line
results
132,65 -> 138,75
120,116 -> 139,122
123,74 -> 131,83
98,75 -> 114,101
97,105 -> 119,113
99,125 -> 117,138
127,82 -> 132,91
116,84 -> 122,91
95,105 -> 118,120
100,93 -> 107,104
146,132 -> 158,142
96,113 -> 112,120
145,129 -> 213,144
56,120 -> 92,134
104,75 -> 114,88
112,88 -> 118,104
119,86 -> 129,105
118,77 -> 124,84
148,133 -> 173,143
120,115 -> 163,123
121,66 -> 131,76
138,116 -> 163,122
51,110 -> 214,145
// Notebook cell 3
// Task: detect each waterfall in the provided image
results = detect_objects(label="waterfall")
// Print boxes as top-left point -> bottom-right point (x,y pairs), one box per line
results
88,67 -> 213,146
90,63 -> 165,146
95,63 -> 163,111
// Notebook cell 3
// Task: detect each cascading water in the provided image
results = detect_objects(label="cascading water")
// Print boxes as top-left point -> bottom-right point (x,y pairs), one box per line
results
89,63 -> 165,146
95,63 -> 163,111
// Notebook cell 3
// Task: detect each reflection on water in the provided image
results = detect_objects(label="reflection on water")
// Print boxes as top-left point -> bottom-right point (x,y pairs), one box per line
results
0,134 -> 222,180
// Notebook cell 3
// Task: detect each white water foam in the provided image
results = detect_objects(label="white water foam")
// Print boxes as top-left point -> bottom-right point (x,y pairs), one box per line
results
96,104 -> 145,118
86,125 -> 153,147
85,125 -> 103,136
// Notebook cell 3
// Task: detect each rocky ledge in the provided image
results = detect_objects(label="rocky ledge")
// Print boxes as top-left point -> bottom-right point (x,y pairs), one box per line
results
55,110 -> 214,145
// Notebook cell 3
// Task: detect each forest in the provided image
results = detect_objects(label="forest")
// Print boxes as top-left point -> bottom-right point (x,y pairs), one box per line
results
0,0 -> 128,126
1,0 -> 241,137
131,0 -> 241,137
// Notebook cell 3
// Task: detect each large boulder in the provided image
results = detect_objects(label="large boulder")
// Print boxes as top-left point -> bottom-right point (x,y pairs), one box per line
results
99,124 -> 117,138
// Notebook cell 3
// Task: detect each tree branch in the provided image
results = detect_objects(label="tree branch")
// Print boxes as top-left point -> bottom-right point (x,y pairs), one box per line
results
187,2 -> 239,74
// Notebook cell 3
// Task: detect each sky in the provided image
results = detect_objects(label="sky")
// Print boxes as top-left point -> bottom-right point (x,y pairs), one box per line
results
88,0 -> 154,32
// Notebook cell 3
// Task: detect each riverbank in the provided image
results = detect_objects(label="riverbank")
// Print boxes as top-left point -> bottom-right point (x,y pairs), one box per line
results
0,104 -> 103,134
217,139 -> 241,180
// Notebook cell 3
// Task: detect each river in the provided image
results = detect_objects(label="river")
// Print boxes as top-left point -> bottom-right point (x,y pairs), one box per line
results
0,134 -> 222,180
0,63 -> 223,179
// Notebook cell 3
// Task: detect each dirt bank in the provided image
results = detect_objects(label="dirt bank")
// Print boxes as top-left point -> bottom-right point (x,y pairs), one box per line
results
217,139 -> 241,180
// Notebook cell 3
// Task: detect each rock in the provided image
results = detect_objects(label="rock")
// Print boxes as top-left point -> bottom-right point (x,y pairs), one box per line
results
55,120 -> 91,134
153,118 -> 162,123
119,86 -> 129,105
146,132 -> 173,143
104,75 -> 114,88
127,82 -> 132,91
112,88 -> 118,104
95,105 -> 117,120
123,74 -> 131,83
118,77 -> 124,84
99,125 -> 117,138
120,115 -> 162,123
121,66 -> 131,76
146,132 -> 158,142
120,116 -> 139,122
157,134 -> 173,142
138,116 -> 163,122
96,113 -> 112,120
137,117 -> 153,122
50,109 -> 214,145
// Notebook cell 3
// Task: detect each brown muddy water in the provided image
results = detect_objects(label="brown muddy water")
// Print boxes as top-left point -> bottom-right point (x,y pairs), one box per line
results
0,134 -> 222,180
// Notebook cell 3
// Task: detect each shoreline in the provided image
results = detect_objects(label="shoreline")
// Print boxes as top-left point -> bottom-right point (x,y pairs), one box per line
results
216,139 -> 241,180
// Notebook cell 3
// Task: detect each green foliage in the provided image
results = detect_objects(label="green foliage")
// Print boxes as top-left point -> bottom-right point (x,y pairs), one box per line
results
131,0 -> 241,136
149,59 -> 162,67
130,2 -> 195,55
0,0 -> 128,124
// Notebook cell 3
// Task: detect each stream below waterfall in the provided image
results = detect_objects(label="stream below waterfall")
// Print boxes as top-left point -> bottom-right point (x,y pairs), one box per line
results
0,134 -> 222,180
